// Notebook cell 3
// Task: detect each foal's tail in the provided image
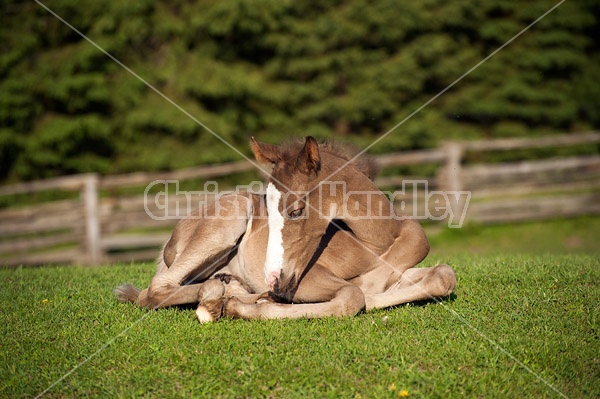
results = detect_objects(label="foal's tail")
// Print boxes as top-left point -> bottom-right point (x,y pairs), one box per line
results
114,284 -> 142,303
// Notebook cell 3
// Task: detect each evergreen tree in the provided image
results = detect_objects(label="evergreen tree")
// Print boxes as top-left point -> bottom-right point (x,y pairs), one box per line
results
0,0 -> 598,182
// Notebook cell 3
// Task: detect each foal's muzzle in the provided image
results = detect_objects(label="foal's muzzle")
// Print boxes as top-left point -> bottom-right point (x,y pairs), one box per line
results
266,270 -> 280,292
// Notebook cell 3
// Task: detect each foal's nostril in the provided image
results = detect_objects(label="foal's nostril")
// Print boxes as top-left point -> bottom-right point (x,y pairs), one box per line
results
267,271 -> 280,291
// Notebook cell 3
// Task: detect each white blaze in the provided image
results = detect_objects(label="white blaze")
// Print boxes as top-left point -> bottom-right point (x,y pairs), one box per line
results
265,182 -> 285,285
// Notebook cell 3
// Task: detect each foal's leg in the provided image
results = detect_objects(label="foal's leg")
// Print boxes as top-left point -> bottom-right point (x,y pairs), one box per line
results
115,194 -> 251,309
195,274 -> 267,323
224,265 -> 366,320
353,218 -> 455,309
379,219 -> 431,274
365,265 -> 456,310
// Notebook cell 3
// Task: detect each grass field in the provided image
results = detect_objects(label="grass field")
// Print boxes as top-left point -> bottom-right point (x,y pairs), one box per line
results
1,218 -> 599,398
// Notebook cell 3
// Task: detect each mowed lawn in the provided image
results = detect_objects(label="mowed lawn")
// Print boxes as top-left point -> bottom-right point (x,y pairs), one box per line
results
1,219 -> 599,398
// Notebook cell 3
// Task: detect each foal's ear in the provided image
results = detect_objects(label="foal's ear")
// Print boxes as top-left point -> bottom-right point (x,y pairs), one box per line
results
250,137 -> 281,164
296,136 -> 321,175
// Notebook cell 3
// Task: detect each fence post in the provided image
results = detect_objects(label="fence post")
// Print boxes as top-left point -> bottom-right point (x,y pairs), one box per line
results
440,142 -> 465,225
81,174 -> 102,265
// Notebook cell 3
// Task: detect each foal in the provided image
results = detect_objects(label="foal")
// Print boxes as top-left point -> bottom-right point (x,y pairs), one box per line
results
115,137 -> 456,321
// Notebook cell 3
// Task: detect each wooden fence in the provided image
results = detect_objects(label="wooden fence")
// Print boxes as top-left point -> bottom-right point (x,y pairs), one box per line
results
1,132 -> 599,266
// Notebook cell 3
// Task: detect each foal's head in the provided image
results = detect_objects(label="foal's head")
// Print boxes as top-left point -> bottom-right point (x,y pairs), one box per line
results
250,136 -> 377,301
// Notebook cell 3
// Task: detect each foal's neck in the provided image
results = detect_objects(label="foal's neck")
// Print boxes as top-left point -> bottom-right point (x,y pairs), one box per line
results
323,170 -> 399,253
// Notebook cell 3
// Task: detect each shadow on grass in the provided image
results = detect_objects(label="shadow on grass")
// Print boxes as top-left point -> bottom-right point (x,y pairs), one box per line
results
386,292 -> 458,311
164,292 -> 458,319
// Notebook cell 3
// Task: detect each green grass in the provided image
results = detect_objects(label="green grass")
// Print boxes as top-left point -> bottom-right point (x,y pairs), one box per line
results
428,216 -> 600,256
1,221 -> 599,398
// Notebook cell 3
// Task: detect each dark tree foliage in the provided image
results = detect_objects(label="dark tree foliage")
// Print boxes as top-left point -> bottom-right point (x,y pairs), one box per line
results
0,0 -> 598,182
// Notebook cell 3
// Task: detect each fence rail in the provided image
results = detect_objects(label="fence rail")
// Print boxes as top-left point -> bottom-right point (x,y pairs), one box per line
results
1,132 -> 599,266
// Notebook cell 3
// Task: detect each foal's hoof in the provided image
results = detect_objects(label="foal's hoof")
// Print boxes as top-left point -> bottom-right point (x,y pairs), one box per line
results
195,306 -> 215,323
195,299 -> 224,323
196,279 -> 226,323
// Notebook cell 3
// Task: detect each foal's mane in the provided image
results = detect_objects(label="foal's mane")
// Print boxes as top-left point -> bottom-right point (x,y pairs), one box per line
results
282,138 -> 379,181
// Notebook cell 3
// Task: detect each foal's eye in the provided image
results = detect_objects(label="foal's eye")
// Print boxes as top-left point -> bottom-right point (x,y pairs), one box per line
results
287,208 -> 303,219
